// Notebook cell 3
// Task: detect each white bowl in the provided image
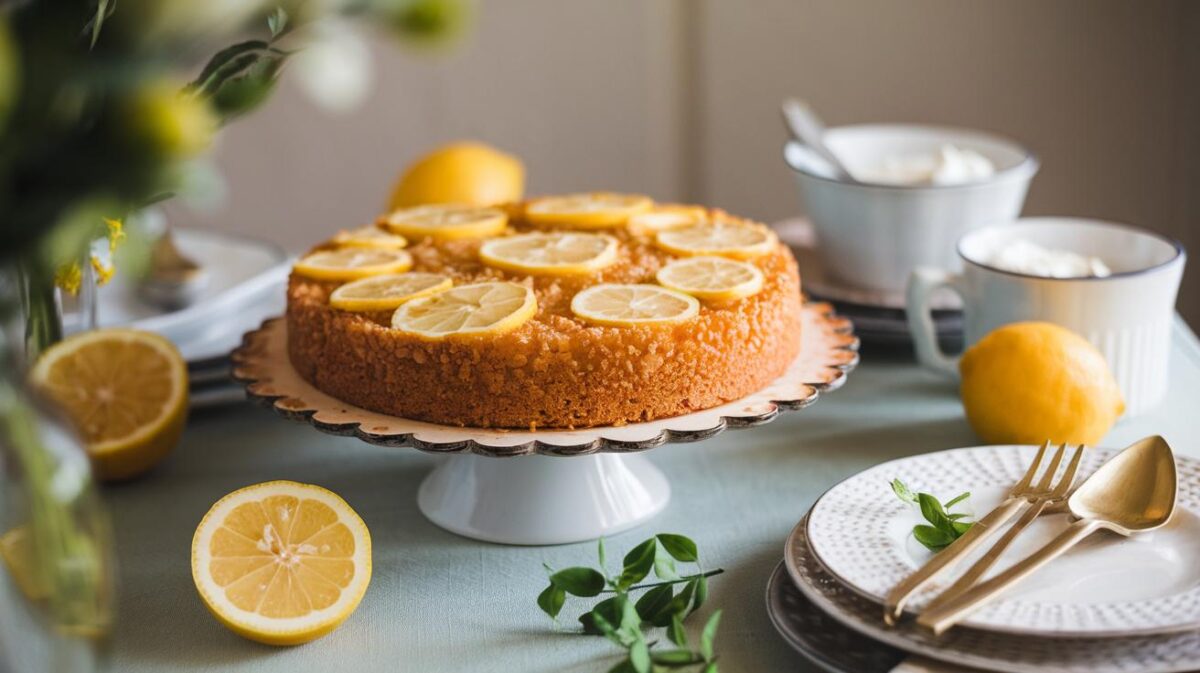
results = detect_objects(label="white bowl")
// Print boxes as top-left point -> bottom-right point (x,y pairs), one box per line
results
784,124 -> 1039,295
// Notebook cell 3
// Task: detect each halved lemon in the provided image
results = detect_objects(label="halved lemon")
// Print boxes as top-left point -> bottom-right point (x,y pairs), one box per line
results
331,225 -> 408,250
391,281 -> 536,339
329,273 -> 453,312
293,249 -> 413,281
29,329 -> 188,481
383,204 -> 507,241
655,219 -> 777,259
191,481 -> 371,646
525,192 -> 653,229
627,204 -> 707,235
570,284 -> 699,327
656,256 -> 764,301
479,232 -> 619,276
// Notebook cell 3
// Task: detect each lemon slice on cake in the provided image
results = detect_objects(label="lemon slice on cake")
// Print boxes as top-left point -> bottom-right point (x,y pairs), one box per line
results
191,481 -> 371,646
571,284 -> 699,327
479,232 -> 619,276
331,225 -> 408,250
293,249 -> 413,281
29,329 -> 188,481
329,273 -> 453,312
656,256 -> 764,301
655,219 -> 777,259
525,192 -> 653,229
627,204 -> 707,235
391,281 -> 536,339
383,204 -> 507,241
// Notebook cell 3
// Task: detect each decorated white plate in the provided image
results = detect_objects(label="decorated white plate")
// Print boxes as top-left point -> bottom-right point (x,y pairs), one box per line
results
801,444 -> 1200,637
787,513 -> 1200,673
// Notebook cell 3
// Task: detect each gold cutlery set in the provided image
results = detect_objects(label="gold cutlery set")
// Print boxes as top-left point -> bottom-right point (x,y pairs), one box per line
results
884,436 -> 1179,636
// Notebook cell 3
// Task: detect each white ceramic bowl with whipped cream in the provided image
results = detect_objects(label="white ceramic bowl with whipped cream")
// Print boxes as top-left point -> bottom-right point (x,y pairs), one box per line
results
907,218 -> 1186,416
784,125 -> 1039,294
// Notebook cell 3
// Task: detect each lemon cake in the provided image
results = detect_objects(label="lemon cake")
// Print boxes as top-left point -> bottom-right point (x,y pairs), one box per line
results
286,194 -> 803,428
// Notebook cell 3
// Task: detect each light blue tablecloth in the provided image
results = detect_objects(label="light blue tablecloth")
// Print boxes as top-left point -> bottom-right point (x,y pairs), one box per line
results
103,319 -> 1200,673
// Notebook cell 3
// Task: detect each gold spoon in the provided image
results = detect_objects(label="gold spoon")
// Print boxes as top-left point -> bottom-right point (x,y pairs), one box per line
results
918,435 -> 1178,635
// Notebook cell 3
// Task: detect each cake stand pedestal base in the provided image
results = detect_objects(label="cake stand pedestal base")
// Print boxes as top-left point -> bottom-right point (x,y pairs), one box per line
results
416,452 -> 670,545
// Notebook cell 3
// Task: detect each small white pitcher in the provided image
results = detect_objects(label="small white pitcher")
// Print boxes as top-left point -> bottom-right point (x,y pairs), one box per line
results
907,218 -> 1186,417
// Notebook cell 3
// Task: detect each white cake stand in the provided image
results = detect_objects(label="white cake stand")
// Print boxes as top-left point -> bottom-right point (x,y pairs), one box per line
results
231,302 -> 857,545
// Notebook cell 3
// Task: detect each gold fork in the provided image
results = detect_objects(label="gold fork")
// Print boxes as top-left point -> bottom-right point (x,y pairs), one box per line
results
919,443 -> 1085,613
883,440 -> 1065,625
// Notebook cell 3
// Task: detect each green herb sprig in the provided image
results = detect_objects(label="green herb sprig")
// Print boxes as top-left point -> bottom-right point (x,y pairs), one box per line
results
890,479 -> 974,552
537,534 -> 725,673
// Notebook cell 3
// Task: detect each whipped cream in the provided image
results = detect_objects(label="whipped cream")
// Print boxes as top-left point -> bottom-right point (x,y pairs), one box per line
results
983,239 -> 1112,278
854,144 -> 995,186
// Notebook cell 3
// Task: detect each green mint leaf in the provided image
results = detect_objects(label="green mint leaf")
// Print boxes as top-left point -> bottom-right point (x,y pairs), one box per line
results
590,603 -> 626,647
663,578 -> 696,623
598,538 -> 607,572
210,54 -> 284,119
635,584 -> 674,624
913,524 -> 955,551
668,613 -> 688,646
652,649 -> 704,667
890,478 -> 917,504
656,534 -> 699,562
267,6 -> 290,38
619,593 -> 642,634
654,544 -> 679,580
700,609 -> 722,660
943,491 -> 971,510
629,630 -> 651,673
550,567 -> 606,597
952,521 -> 974,535
947,513 -> 970,521
703,662 -> 719,673
580,596 -> 621,635
917,492 -> 946,524
693,575 -> 708,613
618,539 -> 657,589
537,584 -> 565,619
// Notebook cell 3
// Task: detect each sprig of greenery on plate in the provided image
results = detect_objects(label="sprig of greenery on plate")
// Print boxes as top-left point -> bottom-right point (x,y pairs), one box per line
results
891,479 -> 975,552
537,534 -> 725,673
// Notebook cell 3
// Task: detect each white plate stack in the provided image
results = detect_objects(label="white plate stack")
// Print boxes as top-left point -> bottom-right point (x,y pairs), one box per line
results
765,444 -> 1200,673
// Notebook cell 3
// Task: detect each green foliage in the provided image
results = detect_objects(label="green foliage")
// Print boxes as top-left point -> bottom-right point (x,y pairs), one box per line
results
891,479 -> 975,552
538,534 -> 723,672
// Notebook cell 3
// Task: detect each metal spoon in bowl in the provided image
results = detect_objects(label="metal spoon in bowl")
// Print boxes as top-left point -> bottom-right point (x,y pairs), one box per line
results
917,435 -> 1178,635
780,98 -> 859,183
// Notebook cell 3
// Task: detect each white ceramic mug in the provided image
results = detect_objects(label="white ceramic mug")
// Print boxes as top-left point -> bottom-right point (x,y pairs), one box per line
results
784,125 -> 1038,293
907,218 -> 1186,416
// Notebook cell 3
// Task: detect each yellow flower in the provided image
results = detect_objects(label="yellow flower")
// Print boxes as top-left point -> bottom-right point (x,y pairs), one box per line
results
90,256 -> 115,287
55,263 -> 82,295
104,218 -> 125,253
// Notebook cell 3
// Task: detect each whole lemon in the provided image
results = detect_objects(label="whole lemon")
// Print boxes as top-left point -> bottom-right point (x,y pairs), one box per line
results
388,141 -> 524,209
959,322 -> 1124,445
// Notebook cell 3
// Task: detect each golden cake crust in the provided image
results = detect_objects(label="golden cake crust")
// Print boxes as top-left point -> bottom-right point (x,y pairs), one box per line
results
286,207 -> 802,429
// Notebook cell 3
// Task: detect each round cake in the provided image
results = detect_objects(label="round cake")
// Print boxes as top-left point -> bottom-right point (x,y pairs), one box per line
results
286,195 -> 803,429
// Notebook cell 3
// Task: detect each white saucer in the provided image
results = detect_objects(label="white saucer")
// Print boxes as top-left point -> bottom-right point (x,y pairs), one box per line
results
802,444 -> 1200,637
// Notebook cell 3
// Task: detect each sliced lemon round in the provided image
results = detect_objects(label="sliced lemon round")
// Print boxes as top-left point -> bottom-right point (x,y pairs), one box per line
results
331,225 -> 408,250
191,480 -> 371,646
655,219 -> 777,259
329,273 -> 453,312
479,232 -> 619,276
29,329 -> 187,481
627,204 -> 707,235
525,192 -> 653,229
656,256 -> 765,301
293,249 -> 413,281
383,204 -> 507,241
571,283 -> 700,327
391,281 -> 536,339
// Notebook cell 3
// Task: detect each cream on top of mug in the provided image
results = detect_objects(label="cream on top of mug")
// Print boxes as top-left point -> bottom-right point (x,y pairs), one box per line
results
852,144 -> 994,186
983,239 -> 1112,278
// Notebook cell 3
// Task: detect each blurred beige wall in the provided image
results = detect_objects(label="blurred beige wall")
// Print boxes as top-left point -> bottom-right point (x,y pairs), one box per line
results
173,0 -> 1199,322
